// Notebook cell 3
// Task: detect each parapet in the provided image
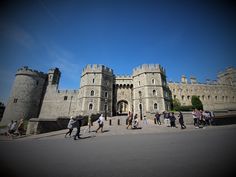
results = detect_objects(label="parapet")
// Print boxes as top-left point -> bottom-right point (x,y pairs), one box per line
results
132,64 -> 166,76
115,75 -> 132,80
16,66 -> 47,78
82,64 -> 113,76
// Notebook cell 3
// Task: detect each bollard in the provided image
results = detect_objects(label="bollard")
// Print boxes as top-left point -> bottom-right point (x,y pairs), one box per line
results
154,118 -> 157,124
118,119 -> 120,125
109,119 -> 112,126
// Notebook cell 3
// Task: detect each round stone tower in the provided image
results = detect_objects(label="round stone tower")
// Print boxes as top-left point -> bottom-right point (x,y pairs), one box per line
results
1,66 -> 47,124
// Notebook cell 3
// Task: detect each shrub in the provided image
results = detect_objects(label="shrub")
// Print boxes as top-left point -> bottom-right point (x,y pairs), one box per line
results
191,95 -> 203,110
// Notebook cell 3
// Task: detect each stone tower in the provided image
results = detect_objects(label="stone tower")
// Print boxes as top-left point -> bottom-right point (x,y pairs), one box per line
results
78,64 -> 114,116
1,66 -> 47,124
47,68 -> 61,90
132,64 -> 170,118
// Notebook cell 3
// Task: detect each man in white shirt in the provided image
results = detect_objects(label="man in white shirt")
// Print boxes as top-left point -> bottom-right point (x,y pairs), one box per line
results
96,114 -> 104,133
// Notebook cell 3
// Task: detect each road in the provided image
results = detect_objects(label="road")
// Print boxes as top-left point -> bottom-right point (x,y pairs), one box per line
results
1,125 -> 236,177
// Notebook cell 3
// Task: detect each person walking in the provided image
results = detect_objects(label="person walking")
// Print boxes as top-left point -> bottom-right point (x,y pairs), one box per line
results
126,112 -> 133,129
96,114 -> 104,133
17,119 -> 25,136
178,111 -> 186,129
74,117 -> 83,140
170,112 -> 177,128
163,111 -> 170,127
87,114 -> 92,133
192,109 -> 198,128
65,116 -> 76,138
155,112 -> 161,125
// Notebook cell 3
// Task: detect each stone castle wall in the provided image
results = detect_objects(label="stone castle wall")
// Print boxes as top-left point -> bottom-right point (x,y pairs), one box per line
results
1,64 -> 236,125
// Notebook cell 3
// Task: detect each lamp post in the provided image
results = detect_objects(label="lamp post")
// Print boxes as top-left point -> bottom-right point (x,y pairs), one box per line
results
139,96 -> 143,120
105,98 -> 108,121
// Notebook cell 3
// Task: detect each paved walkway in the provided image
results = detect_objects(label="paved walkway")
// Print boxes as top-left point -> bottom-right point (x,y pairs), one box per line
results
1,115 -> 233,141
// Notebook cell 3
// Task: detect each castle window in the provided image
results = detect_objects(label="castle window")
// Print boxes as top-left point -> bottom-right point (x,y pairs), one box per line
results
64,96 -> 68,100
173,95 -> 176,99
215,96 -> 217,100
182,95 -> 184,100
152,79 -> 155,84
208,95 -> 210,100
154,103 -> 158,109
91,90 -> 94,96
138,81 -> 140,86
187,96 -> 190,100
105,92 -> 108,98
36,80 -> 39,85
153,90 -> 156,96
13,98 -> 18,103
92,78 -> 95,84
222,96 -> 224,101
202,95 -> 205,100
89,103 -> 93,110
139,91 -> 142,97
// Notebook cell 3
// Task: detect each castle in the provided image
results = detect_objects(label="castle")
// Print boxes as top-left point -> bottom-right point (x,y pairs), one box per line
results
1,64 -> 236,124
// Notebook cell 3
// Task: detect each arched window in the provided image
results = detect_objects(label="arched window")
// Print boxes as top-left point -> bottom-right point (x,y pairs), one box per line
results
91,90 -> 94,96
152,79 -> 155,84
153,90 -> 156,96
154,103 -> 158,109
105,92 -> 108,98
89,103 -> 93,110
139,91 -> 142,97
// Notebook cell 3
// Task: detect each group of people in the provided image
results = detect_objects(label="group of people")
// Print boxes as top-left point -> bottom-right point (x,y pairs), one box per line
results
65,114 -> 105,140
126,112 -> 139,129
6,118 -> 25,137
65,108 -> 216,139
156,111 -> 186,129
192,109 -> 215,128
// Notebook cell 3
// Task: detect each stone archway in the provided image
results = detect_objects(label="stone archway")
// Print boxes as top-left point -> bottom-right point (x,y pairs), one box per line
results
117,100 -> 128,115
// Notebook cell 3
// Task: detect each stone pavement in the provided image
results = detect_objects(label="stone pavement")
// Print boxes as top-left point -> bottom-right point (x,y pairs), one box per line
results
0,115 -> 227,141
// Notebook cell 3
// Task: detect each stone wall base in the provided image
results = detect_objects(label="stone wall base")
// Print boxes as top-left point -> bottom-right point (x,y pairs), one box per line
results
26,117 -> 69,135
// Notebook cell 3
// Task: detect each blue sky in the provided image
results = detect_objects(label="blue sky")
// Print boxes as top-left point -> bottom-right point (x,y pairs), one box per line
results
0,0 -> 235,104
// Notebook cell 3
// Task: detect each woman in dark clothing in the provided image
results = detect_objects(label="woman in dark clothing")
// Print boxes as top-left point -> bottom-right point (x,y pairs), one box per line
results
178,111 -> 186,129
170,112 -> 177,128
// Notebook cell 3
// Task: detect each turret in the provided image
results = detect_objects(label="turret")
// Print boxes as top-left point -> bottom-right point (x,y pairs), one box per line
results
78,64 -> 114,116
48,68 -> 61,86
1,66 -> 47,124
181,75 -> 187,84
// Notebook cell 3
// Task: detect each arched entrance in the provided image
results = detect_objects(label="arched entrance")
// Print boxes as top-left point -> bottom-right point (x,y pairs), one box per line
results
117,100 -> 128,115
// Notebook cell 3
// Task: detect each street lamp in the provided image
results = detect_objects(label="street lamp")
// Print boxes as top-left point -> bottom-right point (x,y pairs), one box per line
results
139,92 -> 143,120
105,98 -> 108,121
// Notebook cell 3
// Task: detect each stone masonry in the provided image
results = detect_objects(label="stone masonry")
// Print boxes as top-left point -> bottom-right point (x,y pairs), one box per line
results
1,64 -> 236,124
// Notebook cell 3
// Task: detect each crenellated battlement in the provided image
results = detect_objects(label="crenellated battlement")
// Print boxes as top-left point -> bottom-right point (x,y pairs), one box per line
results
115,75 -> 132,79
82,64 -> 113,76
132,64 -> 166,76
16,66 -> 47,78
57,89 -> 79,94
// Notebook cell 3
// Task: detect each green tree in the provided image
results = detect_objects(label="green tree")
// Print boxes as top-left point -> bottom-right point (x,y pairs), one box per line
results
172,98 -> 181,111
191,95 -> 203,110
